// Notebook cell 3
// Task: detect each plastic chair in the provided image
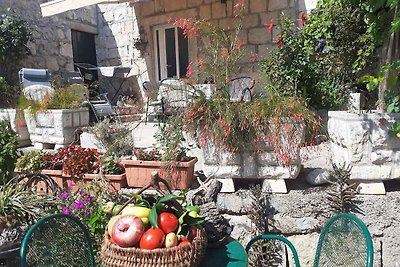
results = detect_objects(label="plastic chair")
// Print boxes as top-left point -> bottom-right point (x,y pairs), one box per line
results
20,213 -> 95,267
19,68 -> 53,102
227,77 -> 255,102
85,93 -> 116,123
246,234 -> 301,267
313,213 -> 373,267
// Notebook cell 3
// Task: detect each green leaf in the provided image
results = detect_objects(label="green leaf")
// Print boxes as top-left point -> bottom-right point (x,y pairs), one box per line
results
178,211 -> 188,225
158,194 -> 184,203
149,205 -> 158,228
185,205 -> 200,213
391,18 -> 400,33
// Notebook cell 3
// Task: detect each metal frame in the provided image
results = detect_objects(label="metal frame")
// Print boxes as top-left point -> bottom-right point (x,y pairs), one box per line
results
313,213 -> 374,267
245,234 -> 301,267
20,213 -> 95,267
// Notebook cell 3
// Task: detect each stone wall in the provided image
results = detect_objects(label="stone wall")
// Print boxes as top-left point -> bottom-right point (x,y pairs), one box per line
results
219,181 -> 400,266
0,0 -> 97,78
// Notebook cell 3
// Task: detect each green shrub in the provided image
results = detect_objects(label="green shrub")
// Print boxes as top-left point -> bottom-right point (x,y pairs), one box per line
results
0,76 -> 20,108
0,120 -> 18,184
0,10 -> 32,84
15,151 -> 49,172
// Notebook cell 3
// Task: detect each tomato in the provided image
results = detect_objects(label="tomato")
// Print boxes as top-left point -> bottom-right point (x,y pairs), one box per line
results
139,228 -> 165,250
178,240 -> 190,247
158,212 -> 179,234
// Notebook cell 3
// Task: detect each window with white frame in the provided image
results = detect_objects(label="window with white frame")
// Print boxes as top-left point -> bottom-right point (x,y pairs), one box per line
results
154,25 -> 189,81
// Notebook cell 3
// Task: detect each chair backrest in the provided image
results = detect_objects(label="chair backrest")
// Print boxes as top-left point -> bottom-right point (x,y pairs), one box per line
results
246,234 -> 301,267
13,173 -> 60,196
20,213 -> 95,267
19,68 -> 53,102
313,213 -> 374,267
60,71 -> 83,85
228,77 -> 255,102
86,93 -> 115,122
143,81 -> 159,99
159,78 -> 199,109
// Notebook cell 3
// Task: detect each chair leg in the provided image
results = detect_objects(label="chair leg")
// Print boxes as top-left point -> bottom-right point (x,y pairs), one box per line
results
145,99 -> 149,125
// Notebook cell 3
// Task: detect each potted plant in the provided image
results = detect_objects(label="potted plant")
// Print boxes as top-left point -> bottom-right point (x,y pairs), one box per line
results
121,118 -> 198,190
169,2 -> 318,193
0,12 -> 32,147
19,84 -> 89,149
0,121 -> 18,184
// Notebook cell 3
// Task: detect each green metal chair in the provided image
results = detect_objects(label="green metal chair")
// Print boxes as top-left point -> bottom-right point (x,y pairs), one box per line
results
246,234 -> 301,267
313,213 -> 373,267
20,214 -> 95,267
246,214 -> 373,267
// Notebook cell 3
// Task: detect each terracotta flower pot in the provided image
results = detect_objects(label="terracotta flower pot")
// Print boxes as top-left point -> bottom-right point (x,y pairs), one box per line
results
121,158 -> 198,190
14,169 -> 64,192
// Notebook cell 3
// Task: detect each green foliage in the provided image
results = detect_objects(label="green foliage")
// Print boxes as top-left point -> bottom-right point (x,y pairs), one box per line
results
0,76 -> 20,108
389,121 -> 400,137
0,181 -> 58,226
101,155 -> 124,175
262,0 -> 377,110
0,120 -> 18,184
15,151 -> 49,172
0,10 -> 32,83
19,84 -> 87,113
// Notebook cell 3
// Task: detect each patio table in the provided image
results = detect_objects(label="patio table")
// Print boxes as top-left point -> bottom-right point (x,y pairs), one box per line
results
200,238 -> 247,267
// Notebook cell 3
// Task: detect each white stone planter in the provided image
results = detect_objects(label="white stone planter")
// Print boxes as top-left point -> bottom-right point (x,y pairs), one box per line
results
0,109 -> 30,147
201,121 -> 305,193
24,108 -> 89,149
328,111 -> 400,194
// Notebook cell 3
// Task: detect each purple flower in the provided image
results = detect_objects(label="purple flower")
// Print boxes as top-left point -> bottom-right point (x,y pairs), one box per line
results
78,190 -> 85,196
85,195 -> 92,202
83,210 -> 90,217
68,181 -> 74,189
60,191 -> 68,199
62,207 -> 70,215
73,200 -> 85,210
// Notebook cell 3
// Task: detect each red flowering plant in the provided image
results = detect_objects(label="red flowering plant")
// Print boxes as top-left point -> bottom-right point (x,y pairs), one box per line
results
168,2 -> 319,165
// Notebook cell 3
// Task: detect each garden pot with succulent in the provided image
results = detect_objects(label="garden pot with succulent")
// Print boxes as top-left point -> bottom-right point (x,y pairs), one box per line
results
19,84 -> 89,149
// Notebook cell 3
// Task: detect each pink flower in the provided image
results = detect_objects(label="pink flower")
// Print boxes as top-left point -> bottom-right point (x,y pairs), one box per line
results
186,63 -> 193,77
276,34 -> 282,47
62,207 -> 69,215
60,191 -> 68,199
300,12 -> 306,27
235,39 -> 245,49
249,51 -> 258,62
268,18 -> 274,33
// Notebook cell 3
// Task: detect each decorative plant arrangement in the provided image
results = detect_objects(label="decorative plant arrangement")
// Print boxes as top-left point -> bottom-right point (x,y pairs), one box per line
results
101,175 -> 206,267
15,150 -> 49,172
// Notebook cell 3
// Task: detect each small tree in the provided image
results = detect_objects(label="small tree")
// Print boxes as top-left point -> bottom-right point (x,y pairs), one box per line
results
0,9 -> 32,84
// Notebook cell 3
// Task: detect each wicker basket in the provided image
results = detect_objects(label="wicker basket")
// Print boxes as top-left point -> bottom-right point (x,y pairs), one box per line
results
101,171 -> 207,267
101,227 -> 207,267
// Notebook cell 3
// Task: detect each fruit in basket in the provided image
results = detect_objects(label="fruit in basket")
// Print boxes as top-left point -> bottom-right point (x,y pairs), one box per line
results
164,232 -> 178,248
112,204 -> 123,215
140,228 -> 165,250
103,202 -> 115,214
178,240 -> 191,247
107,215 -> 122,237
111,215 -> 144,247
188,227 -> 198,241
121,206 -> 151,224
158,212 -> 178,233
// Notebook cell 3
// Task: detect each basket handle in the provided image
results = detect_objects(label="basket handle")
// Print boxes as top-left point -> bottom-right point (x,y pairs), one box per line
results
116,171 -> 177,215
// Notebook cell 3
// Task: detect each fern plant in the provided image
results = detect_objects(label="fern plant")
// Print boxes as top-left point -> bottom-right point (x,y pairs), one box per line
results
327,163 -> 357,214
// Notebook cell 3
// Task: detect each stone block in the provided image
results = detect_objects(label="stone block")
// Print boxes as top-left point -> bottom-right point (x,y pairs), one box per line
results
257,44 -> 274,59
351,165 -> 392,180
203,165 -> 242,179
187,0 -> 200,8
371,150 -> 393,164
262,179 -> 288,193
164,0 -> 187,12
258,165 -> 300,179
248,27 -> 269,44
217,190 -> 253,213
269,0 -> 288,11
80,132 -> 106,153
356,181 -> 386,195
217,178 -> 235,193
306,168 -> 330,185
212,2 -> 226,19
242,153 -> 257,177
242,14 -> 259,28
257,152 -> 279,166
287,233 -> 319,267
250,0 -> 267,13
219,18 -> 240,30
199,4 -> 212,20
223,214 -> 253,245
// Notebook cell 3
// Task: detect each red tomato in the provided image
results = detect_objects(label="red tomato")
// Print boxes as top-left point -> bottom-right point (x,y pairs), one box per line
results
178,240 -> 190,247
139,228 -> 165,250
158,212 -> 179,234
